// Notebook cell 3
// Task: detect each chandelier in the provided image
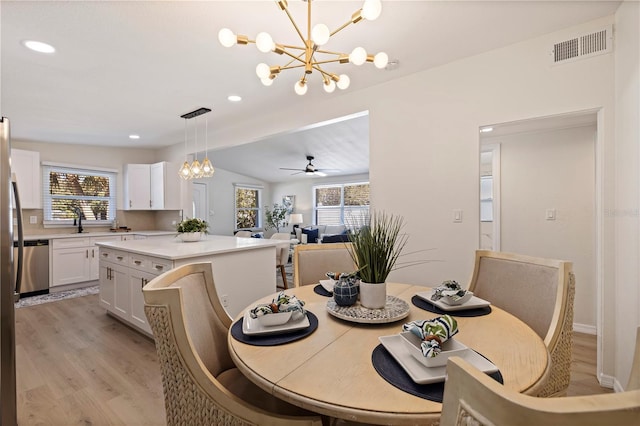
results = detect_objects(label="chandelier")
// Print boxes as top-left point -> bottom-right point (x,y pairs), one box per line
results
178,107 -> 215,180
218,0 -> 388,95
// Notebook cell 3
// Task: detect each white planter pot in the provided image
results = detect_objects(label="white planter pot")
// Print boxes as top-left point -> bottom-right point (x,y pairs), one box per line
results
180,232 -> 202,242
359,281 -> 387,309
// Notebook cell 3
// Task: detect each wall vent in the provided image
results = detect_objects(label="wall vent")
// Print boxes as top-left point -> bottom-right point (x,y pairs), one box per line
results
551,25 -> 613,65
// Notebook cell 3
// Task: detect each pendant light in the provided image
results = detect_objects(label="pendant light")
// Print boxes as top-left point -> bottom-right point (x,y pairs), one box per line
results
201,117 -> 215,177
178,107 -> 213,180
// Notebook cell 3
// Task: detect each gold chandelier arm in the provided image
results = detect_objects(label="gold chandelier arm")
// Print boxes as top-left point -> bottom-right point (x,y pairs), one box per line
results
278,0 -> 306,45
280,49 -> 306,66
329,10 -> 363,37
280,44 -> 306,51
315,48 -> 348,56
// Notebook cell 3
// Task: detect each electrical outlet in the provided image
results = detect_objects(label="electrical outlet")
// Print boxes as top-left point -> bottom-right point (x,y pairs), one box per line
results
221,294 -> 229,307
171,220 -> 177,225
30,216 -> 38,224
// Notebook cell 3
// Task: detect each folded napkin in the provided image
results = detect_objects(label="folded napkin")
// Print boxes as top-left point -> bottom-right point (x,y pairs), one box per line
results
402,315 -> 459,358
250,291 -> 305,319
431,280 -> 468,302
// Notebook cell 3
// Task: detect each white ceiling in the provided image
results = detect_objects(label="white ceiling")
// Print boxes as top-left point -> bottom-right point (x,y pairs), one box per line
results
1,1 -> 621,182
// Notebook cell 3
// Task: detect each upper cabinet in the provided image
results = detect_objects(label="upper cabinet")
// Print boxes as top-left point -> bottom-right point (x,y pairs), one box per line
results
11,148 -> 41,209
124,162 -> 180,210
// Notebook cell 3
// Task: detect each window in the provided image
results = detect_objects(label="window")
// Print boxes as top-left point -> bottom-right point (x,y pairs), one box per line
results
235,184 -> 262,229
42,163 -> 117,225
313,182 -> 370,226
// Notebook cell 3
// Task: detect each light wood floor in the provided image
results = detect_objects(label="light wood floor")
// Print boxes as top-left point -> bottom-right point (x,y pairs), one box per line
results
15,294 -> 610,425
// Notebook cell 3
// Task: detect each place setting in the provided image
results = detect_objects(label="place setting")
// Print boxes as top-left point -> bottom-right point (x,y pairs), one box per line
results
372,314 -> 502,402
230,291 -> 318,346
412,280 -> 492,317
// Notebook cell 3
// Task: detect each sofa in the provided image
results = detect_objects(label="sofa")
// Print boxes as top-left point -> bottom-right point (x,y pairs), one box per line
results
296,224 -> 348,244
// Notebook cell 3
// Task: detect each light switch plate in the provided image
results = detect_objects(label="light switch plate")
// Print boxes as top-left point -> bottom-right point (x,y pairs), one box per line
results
546,209 -> 556,220
453,209 -> 463,223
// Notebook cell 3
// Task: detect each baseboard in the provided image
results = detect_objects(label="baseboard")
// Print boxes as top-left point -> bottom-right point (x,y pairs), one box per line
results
573,322 -> 596,335
598,372 -> 616,389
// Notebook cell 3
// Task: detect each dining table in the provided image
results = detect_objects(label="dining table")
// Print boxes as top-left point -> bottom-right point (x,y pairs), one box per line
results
227,282 -> 550,425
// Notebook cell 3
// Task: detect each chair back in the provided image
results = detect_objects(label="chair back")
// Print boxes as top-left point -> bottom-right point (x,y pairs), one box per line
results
271,232 -> 291,266
467,250 -> 574,396
143,262 -> 321,425
441,356 -> 640,426
235,230 -> 252,238
293,243 -> 356,287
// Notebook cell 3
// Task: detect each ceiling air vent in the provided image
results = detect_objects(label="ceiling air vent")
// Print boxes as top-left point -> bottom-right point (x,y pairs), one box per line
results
551,25 -> 612,65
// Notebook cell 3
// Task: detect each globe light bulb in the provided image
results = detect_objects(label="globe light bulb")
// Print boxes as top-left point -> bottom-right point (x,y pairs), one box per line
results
256,63 -> 271,79
323,79 -> 336,93
218,28 -> 236,47
336,74 -> 350,90
255,32 -> 274,53
373,52 -> 389,69
261,77 -> 274,86
311,24 -> 330,46
294,80 -> 308,95
349,47 -> 367,66
361,0 -> 382,20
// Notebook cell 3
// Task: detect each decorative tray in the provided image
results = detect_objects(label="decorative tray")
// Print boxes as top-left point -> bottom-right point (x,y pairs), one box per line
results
326,296 -> 410,324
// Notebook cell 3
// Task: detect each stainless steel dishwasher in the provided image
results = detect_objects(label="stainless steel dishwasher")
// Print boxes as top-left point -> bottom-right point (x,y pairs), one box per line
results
13,239 -> 49,297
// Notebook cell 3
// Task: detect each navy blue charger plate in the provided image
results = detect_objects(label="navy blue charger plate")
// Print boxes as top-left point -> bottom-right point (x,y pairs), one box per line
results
231,311 -> 318,346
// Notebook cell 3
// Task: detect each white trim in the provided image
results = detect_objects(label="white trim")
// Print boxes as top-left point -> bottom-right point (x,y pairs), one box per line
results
41,161 -> 118,173
598,373 -> 616,389
573,322 -> 597,335
479,143 -> 501,251
613,378 -> 626,393
233,182 -> 264,189
595,108 -> 605,386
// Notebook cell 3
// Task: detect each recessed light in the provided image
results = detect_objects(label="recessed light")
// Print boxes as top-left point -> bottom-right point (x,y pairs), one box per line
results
22,40 -> 56,54
129,134 -> 140,140
479,127 -> 494,133
228,95 -> 242,102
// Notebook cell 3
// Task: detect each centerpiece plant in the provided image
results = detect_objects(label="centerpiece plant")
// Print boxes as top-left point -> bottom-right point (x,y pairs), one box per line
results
176,217 -> 209,241
347,211 -> 408,308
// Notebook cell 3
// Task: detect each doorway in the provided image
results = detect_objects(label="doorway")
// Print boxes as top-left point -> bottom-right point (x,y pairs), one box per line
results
192,182 -> 208,220
479,111 -> 598,338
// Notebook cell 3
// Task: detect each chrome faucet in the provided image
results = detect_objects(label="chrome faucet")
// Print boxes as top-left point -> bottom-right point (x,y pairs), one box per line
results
73,207 -> 83,233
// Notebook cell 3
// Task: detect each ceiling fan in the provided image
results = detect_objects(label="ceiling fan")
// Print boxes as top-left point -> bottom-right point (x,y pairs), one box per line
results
280,155 -> 337,177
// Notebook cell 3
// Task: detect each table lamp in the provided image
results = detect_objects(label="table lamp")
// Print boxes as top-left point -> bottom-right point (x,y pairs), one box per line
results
290,213 -> 303,234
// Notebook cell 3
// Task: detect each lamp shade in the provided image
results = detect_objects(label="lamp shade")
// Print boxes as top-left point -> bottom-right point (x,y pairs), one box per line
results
290,214 -> 303,225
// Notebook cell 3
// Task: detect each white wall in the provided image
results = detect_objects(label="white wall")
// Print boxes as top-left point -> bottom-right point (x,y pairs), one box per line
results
159,15 -> 633,383
614,0 -> 640,392
491,125 -> 596,330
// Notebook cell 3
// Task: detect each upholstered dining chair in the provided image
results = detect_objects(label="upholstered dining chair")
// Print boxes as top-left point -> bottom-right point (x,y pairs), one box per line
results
466,250 -> 574,397
440,356 -> 640,426
293,243 -> 356,287
271,232 -> 292,289
143,262 -> 322,426
235,230 -> 252,238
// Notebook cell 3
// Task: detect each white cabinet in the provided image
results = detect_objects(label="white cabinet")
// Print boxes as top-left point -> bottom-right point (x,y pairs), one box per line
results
51,235 -> 122,287
99,248 -> 171,335
124,162 -> 180,211
11,148 -> 41,209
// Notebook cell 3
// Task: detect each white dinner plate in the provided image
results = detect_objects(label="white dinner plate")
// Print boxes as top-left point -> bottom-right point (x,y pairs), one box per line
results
378,334 -> 499,384
415,290 -> 491,311
242,310 -> 310,336
319,279 -> 335,292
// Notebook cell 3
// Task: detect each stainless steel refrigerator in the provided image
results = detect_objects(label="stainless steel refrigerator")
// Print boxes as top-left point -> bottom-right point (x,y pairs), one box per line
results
1,116 -> 19,425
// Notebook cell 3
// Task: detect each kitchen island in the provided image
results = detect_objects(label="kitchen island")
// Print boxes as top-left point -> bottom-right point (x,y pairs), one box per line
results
96,235 -> 283,335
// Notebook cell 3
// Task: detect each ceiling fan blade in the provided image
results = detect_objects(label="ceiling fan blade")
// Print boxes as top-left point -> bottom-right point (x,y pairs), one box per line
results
315,169 -> 340,173
290,171 -> 304,175
280,167 -> 303,171
314,171 -> 327,177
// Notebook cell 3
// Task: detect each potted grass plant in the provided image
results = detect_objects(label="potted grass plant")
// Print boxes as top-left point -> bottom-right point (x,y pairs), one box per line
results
176,217 -> 209,242
347,211 -> 408,308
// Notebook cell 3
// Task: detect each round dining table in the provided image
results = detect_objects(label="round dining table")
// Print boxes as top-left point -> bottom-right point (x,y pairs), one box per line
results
228,283 -> 550,425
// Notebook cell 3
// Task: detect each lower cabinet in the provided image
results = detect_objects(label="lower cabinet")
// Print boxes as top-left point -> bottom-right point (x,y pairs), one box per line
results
52,235 -> 122,287
99,247 -> 171,335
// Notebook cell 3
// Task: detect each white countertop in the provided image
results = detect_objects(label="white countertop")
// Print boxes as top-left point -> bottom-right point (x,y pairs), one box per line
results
95,235 -> 284,260
18,230 -> 175,241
